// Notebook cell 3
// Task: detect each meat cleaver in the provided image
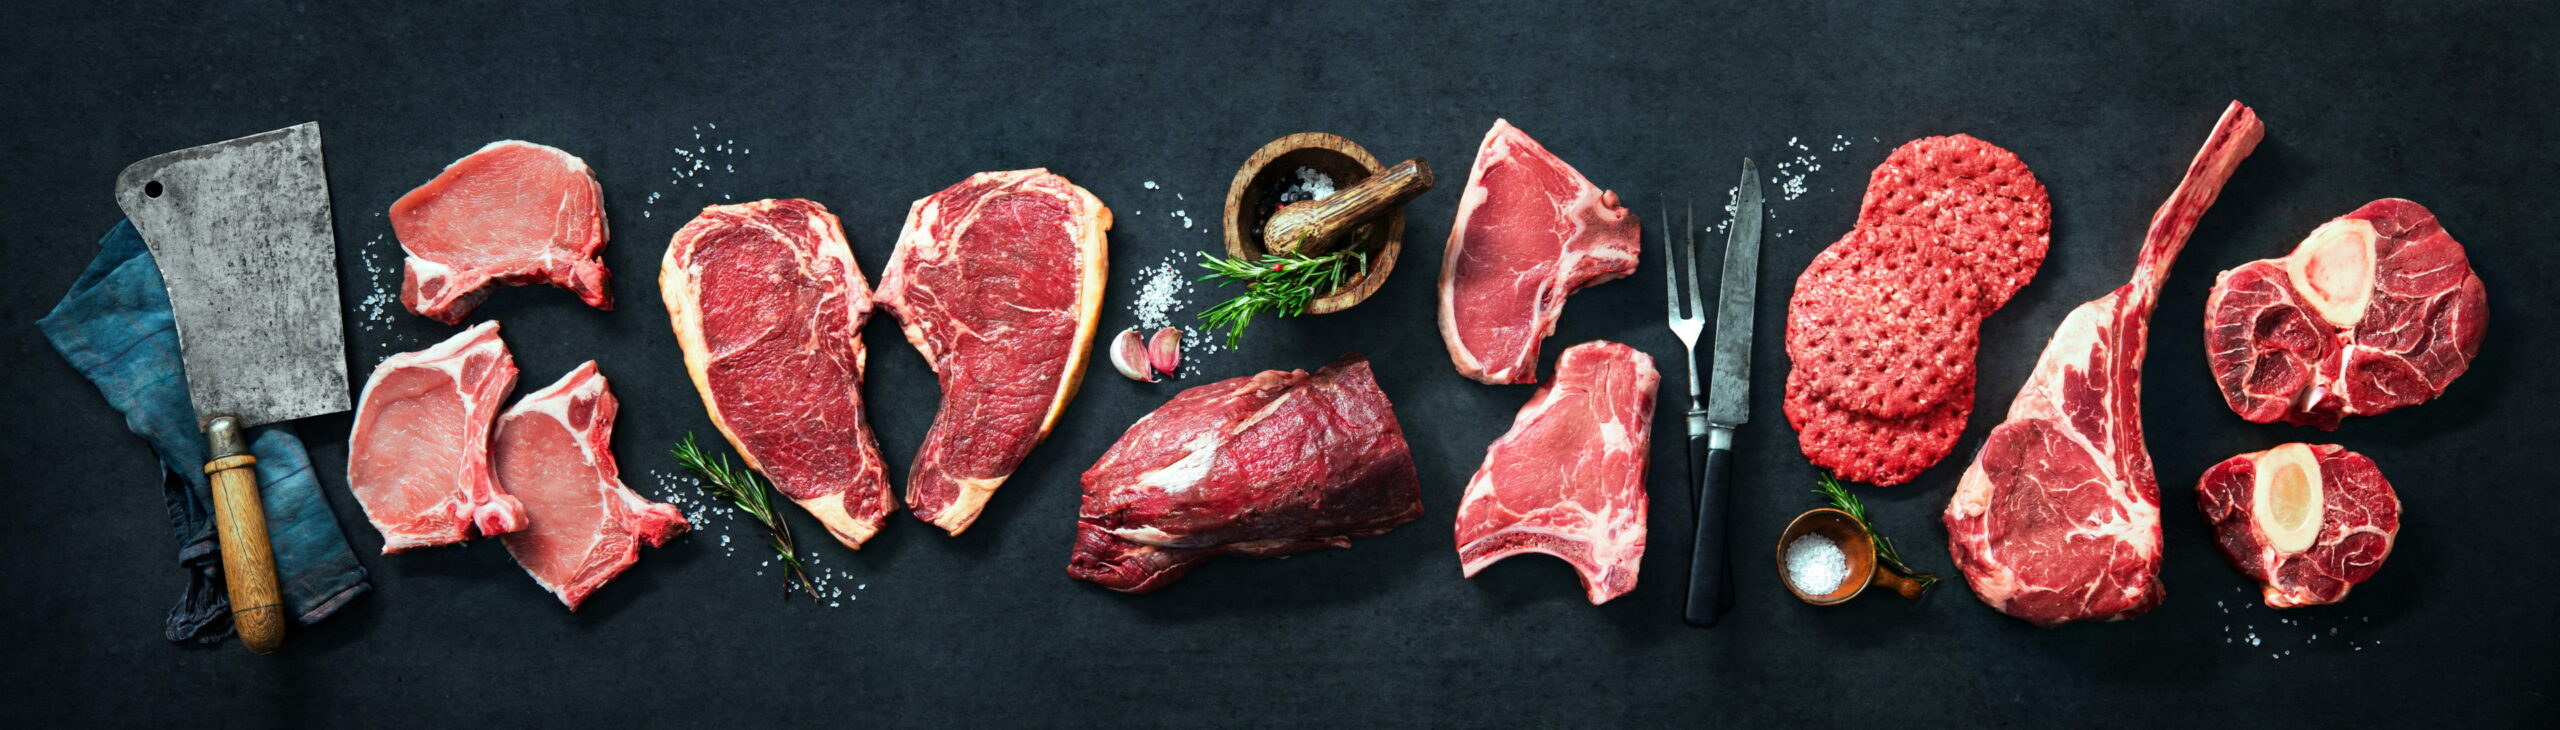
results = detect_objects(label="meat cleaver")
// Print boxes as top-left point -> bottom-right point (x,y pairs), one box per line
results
113,123 -> 349,654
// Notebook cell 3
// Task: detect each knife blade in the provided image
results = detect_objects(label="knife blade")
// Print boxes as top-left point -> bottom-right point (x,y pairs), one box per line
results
1683,159 -> 1760,627
1707,163 -> 1762,429
113,122 -> 348,654
116,122 -> 350,429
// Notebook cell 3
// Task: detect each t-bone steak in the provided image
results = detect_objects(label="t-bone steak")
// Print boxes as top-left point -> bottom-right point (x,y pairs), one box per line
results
391,140 -> 611,324
2195,443 -> 2400,609
1070,354 -> 1422,594
1784,135 -> 2051,486
346,321 -> 528,552
2204,198 -> 2487,429
662,199 -> 893,548
1437,119 -> 1642,385
878,169 -> 1110,536
494,362 -> 689,610
1943,102 -> 2264,626
1454,340 -> 1657,605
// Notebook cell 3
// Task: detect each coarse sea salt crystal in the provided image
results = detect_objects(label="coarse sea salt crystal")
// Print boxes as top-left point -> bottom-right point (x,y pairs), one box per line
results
1784,533 -> 1848,595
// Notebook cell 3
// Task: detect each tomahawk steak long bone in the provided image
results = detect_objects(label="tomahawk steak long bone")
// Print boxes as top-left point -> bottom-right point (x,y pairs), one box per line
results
879,169 -> 1110,536
1943,102 -> 2264,627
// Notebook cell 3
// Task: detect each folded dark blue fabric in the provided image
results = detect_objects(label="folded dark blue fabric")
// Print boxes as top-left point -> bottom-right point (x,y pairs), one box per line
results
39,220 -> 369,644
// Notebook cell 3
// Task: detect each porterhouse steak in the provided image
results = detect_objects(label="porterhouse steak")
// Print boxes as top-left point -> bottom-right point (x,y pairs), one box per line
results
878,169 -> 1110,535
495,362 -> 689,611
1943,102 -> 2264,626
661,199 -> 893,549
2203,198 -> 2487,429
346,321 -> 527,551
391,140 -> 611,324
1437,119 -> 1642,385
1455,340 -> 1656,605
2196,443 -> 2400,609
1070,354 -> 1422,594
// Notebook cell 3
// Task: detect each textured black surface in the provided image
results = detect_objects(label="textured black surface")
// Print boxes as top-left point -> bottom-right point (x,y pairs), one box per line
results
4,2 -> 2555,726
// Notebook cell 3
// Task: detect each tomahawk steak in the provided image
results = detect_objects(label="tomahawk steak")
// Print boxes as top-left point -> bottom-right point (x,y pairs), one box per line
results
2196,443 -> 2400,609
495,362 -> 689,611
391,140 -> 611,324
1438,119 -> 1642,385
1454,341 -> 1656,604
878,169 -> 1110,536
1071,354 -> 1422,594
662,199 -> 892,549
2204,198 -> 2487,429
1943,102 -> 2264,626
346,321 -> 527,552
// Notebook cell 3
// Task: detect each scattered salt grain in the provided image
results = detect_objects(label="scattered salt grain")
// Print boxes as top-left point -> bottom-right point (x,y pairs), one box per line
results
1783,533 -> 1848,595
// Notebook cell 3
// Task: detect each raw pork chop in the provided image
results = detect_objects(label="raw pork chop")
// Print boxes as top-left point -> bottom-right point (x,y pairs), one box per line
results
495,362 -> 689,611
1455,341 -> 1657,604
878,169 -> 1110,535
662,199 -> 892,549
346,321 -> 527,552
2196,443 -> 2400,609
1437,119 -> 1642,385
1070,354 -> 1422,594
1943,102 -> 2264,626
2204,198 -> 2487,429
391,140 -> 611,324
1784,135 -> 2050,486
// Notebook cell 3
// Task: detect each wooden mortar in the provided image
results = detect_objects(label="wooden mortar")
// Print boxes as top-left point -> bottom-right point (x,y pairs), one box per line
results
1221,132 -> 1416,315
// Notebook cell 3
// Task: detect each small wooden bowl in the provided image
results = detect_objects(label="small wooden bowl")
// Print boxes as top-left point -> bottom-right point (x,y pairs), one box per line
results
1222,132 -> 1404,315
1777,508 -> 1923,605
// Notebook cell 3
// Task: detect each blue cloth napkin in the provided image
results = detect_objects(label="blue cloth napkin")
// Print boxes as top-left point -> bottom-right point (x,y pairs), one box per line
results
39,220 -> 369,644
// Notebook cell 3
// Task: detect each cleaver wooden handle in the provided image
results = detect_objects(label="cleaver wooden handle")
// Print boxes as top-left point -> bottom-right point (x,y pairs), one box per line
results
203,416 -> 286,654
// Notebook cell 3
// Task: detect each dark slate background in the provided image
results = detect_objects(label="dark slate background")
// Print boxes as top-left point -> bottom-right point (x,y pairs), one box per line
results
4,2 -> 2553,726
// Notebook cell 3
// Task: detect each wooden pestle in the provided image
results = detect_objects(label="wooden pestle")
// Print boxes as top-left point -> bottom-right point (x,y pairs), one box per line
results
1263,158 -> 1433,256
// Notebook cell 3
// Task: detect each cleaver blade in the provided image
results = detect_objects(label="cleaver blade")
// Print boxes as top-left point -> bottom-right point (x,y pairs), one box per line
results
114,122 -> 349,429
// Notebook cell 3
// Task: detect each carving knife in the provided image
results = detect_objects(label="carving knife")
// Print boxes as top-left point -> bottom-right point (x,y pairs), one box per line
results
113,123 -> 350,654
1683,160 -> 1760,627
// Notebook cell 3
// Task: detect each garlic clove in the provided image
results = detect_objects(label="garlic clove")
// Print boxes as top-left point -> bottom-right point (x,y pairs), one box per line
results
1148,327 -> 1183,378
1109,327 -> 1157,382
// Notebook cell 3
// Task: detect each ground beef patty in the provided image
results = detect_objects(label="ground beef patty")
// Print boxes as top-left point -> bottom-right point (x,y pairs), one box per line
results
1783,135 -> 2049,486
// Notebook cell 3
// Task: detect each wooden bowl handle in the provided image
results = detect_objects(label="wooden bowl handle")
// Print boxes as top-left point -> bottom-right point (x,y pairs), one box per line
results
1265,158 -> 1433,256
203,416 -> 286,654
1869,564 -> 1926,601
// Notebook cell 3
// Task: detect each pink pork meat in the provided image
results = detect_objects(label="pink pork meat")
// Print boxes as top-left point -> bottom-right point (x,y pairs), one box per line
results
495,362 -> 689,611
391,141 -> 611,324
1437,119 -> 1642,385
1454,341 -> 1657,605
345,321 -> 528,551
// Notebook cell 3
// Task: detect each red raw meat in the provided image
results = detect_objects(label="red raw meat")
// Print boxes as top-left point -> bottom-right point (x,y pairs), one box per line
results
662,199 -> 893,549
879,169 -> 1110,536
2195,443 -> 2400,609
1071,354 -> 1422,594
1944,102 -> 2264,626
345,321 -> 528,552
1454,341 -> 1657,605
1783,135 -> 2050,485
2204,198 -> 2487,429
494,362 -> 689,610
1437,119 -> 1642,385
391,141 -> 611,324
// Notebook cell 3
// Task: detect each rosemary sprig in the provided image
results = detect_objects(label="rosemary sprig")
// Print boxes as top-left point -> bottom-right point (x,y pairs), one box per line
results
1813,470 -> 1940,593
672,433 -> 818,602
1196,247 -> 1367,347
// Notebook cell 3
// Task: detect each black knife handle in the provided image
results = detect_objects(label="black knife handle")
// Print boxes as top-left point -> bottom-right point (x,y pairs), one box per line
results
1684,443 -> 1734,627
